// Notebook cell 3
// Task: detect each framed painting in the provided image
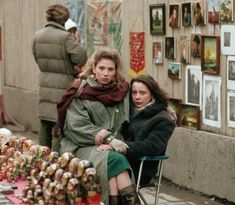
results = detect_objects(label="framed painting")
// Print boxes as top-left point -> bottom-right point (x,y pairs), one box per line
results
169,4 -> 180,28
221,25 -> 235,55
180,104 -> 200,130
201,36 -> 220,75
227,91 -> 235,128
165,37 -> 176,60
0,26 -> 1,61
227,56 -> 235,90
202,75 -> 222,128
185,65 -> 202,107
180,36 -> 190,64
168,62 -> 182,80
150,4 -> 166,35
192,1 -> 206,26
191,34 -> 201,58
208,0 -> 220,24
152,42 -> 163,64
220,0 -> 233,22
169,98 -> 182,126
182,2 -> 191,27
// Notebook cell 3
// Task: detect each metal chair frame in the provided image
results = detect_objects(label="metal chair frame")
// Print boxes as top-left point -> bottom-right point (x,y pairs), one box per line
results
136,155 -> 169,205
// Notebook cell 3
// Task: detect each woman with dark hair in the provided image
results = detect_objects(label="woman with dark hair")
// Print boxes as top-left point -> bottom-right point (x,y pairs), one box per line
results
122,75 -> 176,185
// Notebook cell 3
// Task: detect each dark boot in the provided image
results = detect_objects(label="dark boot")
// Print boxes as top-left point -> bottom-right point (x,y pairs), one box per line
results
109,195 -> 119,205
120,185 -> 141,205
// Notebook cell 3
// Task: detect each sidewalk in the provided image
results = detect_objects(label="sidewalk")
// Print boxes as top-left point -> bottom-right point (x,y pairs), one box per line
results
12,130 -> 232,205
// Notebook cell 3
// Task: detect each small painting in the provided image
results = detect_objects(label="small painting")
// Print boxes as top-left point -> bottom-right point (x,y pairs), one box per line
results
165,37 -> 176,60
185,65 -> 202,106
221,25 -> 235,55
150,4 -> 166,35
193,1 -> 206,26
227,56 -> 235,90
169,4 -> 180,28
220,0 -> 233,22
180,104 -> 200,130
201,36 -> 220,75
202,75 -> 221,128
168,62 -> 182,80
153,42 -> 163,64
227,91 -> 235,128
182,3 -> 191,27
180,36 -> 190,64
208,0 -> 220,24
191,34 -> 201,58
169,98 -> 182,126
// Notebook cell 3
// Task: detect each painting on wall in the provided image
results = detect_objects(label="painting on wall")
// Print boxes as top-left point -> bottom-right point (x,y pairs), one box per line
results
180,104 -> 200,130
169,98 -> 182,126
179,36 -> 190,64
221,25 -> 235,55
165,37 -> 176,60
168,62 -> 182,80
86,0 -> 123,56
220,0 -> 233,22
208,0 -> 220,24
0,26 -> 1,61
227,56 -> 235,90
182,2 -> 191,27
192,1 -> 206,26
202,75 -> 221,128
152,42 -> 163,64
185,65 -> 202,107
150,4 -> 166,35
227,91 -> 235,128
191,34 -> 201,58
169,4 -> 180,28
201,36 -> 220,75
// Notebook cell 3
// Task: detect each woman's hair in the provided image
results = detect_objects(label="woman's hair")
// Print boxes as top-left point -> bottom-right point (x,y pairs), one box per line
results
130,74 -> 168,107
79,47 -> 125,86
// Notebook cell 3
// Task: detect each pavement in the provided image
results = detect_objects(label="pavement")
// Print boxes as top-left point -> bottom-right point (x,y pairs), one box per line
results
9,129 -> 233,205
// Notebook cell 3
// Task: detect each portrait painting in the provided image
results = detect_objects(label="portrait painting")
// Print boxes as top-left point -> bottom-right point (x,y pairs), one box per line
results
201,36 -> 220,75
180,36 -> 190,64
169,98 -> 182,126
208,0 -> 220,24
182,3 -> 191,27
220,0 -> 233,22
180,104 -> 200,130
152,42 -> 163,64
169,4 -> 180,28
165,37 -> 176,60
150,4 -> 166,35
227,92 -> 235,128
221,25 -> 235,55
185,65 -> 202,107
191,34 -> 201,58
193,1 -> 205,26
168,62 -> 182,80
202,75 -> 221,128
0,26 -> 1,61
227,56 -> 235,90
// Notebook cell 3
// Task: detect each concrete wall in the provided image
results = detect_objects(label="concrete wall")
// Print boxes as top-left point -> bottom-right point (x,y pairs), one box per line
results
164,127 -> 235,202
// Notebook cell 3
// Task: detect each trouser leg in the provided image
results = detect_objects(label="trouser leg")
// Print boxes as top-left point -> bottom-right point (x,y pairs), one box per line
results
39,119 -> 54,148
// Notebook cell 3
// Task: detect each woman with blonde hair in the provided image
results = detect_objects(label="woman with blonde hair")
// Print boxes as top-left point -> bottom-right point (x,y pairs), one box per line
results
59,47 -> 140,205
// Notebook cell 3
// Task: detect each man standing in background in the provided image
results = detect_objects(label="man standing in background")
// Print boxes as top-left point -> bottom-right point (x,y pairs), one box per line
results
32,4 -> 87,150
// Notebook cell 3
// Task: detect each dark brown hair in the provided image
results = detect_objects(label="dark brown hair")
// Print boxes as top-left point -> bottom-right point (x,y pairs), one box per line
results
130,74 -> 168,107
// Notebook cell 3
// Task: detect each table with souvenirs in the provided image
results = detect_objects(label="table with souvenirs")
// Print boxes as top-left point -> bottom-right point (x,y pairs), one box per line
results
0,136 -> 102,205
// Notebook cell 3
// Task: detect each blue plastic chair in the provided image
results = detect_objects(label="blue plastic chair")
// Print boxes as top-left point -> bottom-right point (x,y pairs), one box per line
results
136,155 -> 169,205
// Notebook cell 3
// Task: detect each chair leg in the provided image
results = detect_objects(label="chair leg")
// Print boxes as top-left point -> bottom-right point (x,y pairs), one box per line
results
154,160 -> 164,205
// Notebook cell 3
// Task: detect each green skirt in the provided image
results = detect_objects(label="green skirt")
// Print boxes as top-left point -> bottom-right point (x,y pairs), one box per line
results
108,151 -> 131,179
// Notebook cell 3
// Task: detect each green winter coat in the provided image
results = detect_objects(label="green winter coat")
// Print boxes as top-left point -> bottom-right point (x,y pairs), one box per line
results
32,21 -> 87,122
60,78 -> 130,204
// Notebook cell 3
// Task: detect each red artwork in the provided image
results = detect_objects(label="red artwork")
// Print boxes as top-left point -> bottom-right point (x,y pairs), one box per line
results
129,32 -> 145,76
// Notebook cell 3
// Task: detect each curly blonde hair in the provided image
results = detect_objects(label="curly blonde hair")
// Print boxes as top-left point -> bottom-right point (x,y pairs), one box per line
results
79,47 -> 125,87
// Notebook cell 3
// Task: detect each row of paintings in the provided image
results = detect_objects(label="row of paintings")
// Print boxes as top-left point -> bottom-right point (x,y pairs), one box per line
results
150,0 -> 233,35
170,64 -> 235,129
